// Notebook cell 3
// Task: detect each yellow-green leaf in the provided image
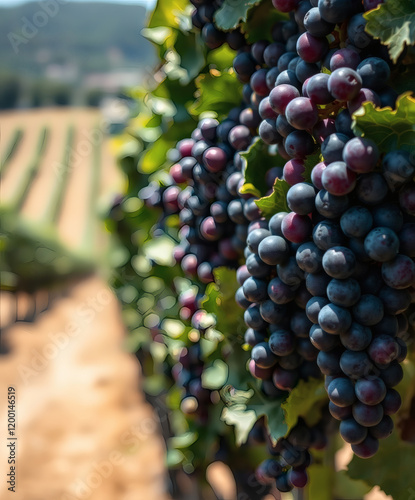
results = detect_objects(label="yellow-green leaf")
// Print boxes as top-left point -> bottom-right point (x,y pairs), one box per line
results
352,92 -> 415,154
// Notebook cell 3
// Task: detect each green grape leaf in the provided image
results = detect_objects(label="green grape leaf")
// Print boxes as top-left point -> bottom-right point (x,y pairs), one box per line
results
222,384 -> 287,445
201,267 -> 245,343
333,470 -> 372,500
214,0 -> 261,31
147,0 -> 189,30
242,0 -> 289,43
207,44 -> 237,71
352,92 -> 415,154
281,378 -> 328,432
138,135 -> 175,173
189,70 -> 242,119
240,138 -> 285,198
143,235 -> 176,266
202,359 -> 228,390
364,0 -> 415,63
173,30 -> 206,83
302,151 -> 322,183
347,429 -> 415,499
255,178 -> 290,218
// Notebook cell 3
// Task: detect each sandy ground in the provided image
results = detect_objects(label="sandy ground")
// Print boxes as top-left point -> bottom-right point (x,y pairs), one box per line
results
0,277 -> 170,500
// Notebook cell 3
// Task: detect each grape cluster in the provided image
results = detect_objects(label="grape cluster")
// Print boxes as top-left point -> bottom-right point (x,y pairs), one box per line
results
255,415 -> 334,491
233,0 -> 415,465
159,115 -> 262,282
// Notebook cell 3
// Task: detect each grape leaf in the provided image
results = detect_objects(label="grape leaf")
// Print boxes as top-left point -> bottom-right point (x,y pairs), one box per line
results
240,138 -> 285,198
281,378 -> 328,432
214,0 -> 261,31
242,0 -> 289,43
364,0 -> 415,63
207,44 -> 236,71
202,359 -> 228,390
346,429 -> 415,499
221,384 -> 287,445
188,70 -> 243,119
255,178 -> 290,218
352,92 -> 415,154
147,0 -> 189,30
173,30 -> 206,83
201,267 -> 245,344
138,135 -> 175,173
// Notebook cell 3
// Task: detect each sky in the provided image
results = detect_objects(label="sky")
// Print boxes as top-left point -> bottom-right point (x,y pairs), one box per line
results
0,0 -> 156,6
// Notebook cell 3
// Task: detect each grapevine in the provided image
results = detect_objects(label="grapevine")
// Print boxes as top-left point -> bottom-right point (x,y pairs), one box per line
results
107,0 -> 415,498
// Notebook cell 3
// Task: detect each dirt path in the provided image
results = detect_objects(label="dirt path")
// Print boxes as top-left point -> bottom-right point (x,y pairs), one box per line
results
0,277 -> 170,500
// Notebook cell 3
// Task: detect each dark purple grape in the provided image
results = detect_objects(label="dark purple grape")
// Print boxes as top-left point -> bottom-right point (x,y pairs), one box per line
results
357,57 -> 390,91
379,361 -> 404,387
340,350 -> 373,379
330,47 -> 360,71
340,206 -> 373,238
347,13 -> 372,49
322,246 -> 356,279
340,418 -> 368,444
351,434 -> 379,458
327,278 -> 361,307
382,388 -> 401,415
285,97 -> 319,130
306,73 -> 333,104
243,277 -> 269,303
370,415 -> 394,439
328,68 -> 362,101
340,322 -> 372,352
368,335 -> 400,365
264,42 -> 286,67
269,84 -> 300,114
318,0 -> 363,24
364,227 -> 399,263
328,377 -> 356,407
356,172 -> 388,206
352,294 -> 384,326
352,402 -> 383,427
319,303 -> 352,334
343,137 -> 379,173
284,131 -> 315,158
296,32 -> 329,63
245,328 -> 267,347
304,7 -> 334,36
306,296 -> 330,323
355,376 -> 387,406
269,329 -> 296,356
258,235 -> 290,265
329,401 -> 353,420
252,342 -> 279,369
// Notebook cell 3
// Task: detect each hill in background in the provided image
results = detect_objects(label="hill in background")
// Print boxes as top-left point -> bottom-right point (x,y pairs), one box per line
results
0,1 -> 156,108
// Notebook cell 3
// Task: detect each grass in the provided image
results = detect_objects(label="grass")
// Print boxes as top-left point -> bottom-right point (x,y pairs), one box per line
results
0,128 -> 23,179
12,127 -> 48,212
